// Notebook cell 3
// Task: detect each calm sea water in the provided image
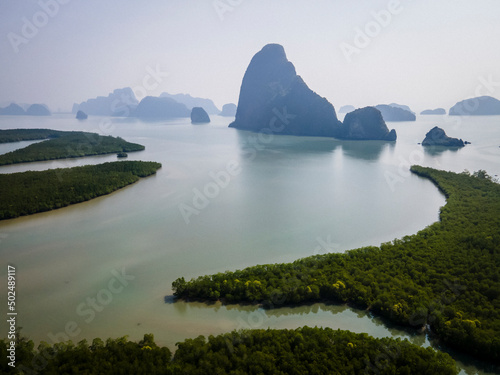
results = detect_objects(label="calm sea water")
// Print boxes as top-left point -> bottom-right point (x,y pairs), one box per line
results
0,114 -> 499,374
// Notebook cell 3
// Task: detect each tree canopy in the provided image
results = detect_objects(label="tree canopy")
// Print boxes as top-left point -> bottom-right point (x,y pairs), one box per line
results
0,161 -> 161,220
1,328 -> 458,374
0,130 -> 144,165
173,166 -> 500,364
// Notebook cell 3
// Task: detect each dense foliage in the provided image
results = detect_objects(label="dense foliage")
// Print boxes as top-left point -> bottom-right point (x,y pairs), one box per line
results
0,128 -> 66,143
1,328 -> 458,374
0,161 -> 161,220
0,131 -> 144,165
1,333 -> 172,375
172,166 -> 500,363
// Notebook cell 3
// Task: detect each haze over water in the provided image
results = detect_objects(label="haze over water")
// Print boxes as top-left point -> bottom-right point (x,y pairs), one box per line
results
1,114 -> 499,374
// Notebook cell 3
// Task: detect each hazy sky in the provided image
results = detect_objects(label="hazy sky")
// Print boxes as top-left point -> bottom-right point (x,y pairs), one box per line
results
1,0 -> 499,112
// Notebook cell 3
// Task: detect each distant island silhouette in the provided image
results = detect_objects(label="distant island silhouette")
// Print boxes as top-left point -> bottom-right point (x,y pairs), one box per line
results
421,108 -> 446,115
375,104 -> 416,122
449,96 -> 500,116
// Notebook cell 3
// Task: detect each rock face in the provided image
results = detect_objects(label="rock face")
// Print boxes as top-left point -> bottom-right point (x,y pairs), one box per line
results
160,92 -> 220,115
421,108 -> 446,115
219,103 -> 237,117
76,110 -> 88,120
341,107 -> 396,141
229,44 -> 342,137
191,107 -> 210,123
375,105 -> 416,122
449,96 -> 500,116
134,96 -> 190,119
0,103 -> 26,115
73,87 -> 138,116
339,105 -> 355,114
388,103 -> 414,114
26,104 -> 51,116
422,126 -> 464,147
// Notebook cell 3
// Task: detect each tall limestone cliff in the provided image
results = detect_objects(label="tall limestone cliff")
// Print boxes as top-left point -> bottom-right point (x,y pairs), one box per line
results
229,44 -> 342,137
230,44 -> 396,141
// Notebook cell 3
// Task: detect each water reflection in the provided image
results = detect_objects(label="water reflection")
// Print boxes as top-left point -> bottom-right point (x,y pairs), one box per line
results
234,129 -> 339,157
422,145 -> 461,156
263,302 -> 349,317
340,140 -> 394,161
233,129 -> 394,163
172,299 -> 500,373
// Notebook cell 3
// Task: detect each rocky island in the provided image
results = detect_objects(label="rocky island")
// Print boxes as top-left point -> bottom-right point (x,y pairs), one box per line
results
375,105 -> 416,122
219,103 -> 237,117
449,95 -> 500,116
26,104 -> 51,116
160,92 -> 220,115
191,107 -> 210,123
73,87 -> 138,117
421,108 -> 446,115
230,44 -> 396,141
76,110 -> 88,120
422,126 -> 464,147
134,96 -> 190,119
229,44 -> 342,137
388,103 -> 414,114
0,103 -> 26,115
341,107 -> 397,141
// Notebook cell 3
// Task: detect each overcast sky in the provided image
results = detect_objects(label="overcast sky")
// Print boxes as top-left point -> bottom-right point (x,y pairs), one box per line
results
1,0 -> 499,113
